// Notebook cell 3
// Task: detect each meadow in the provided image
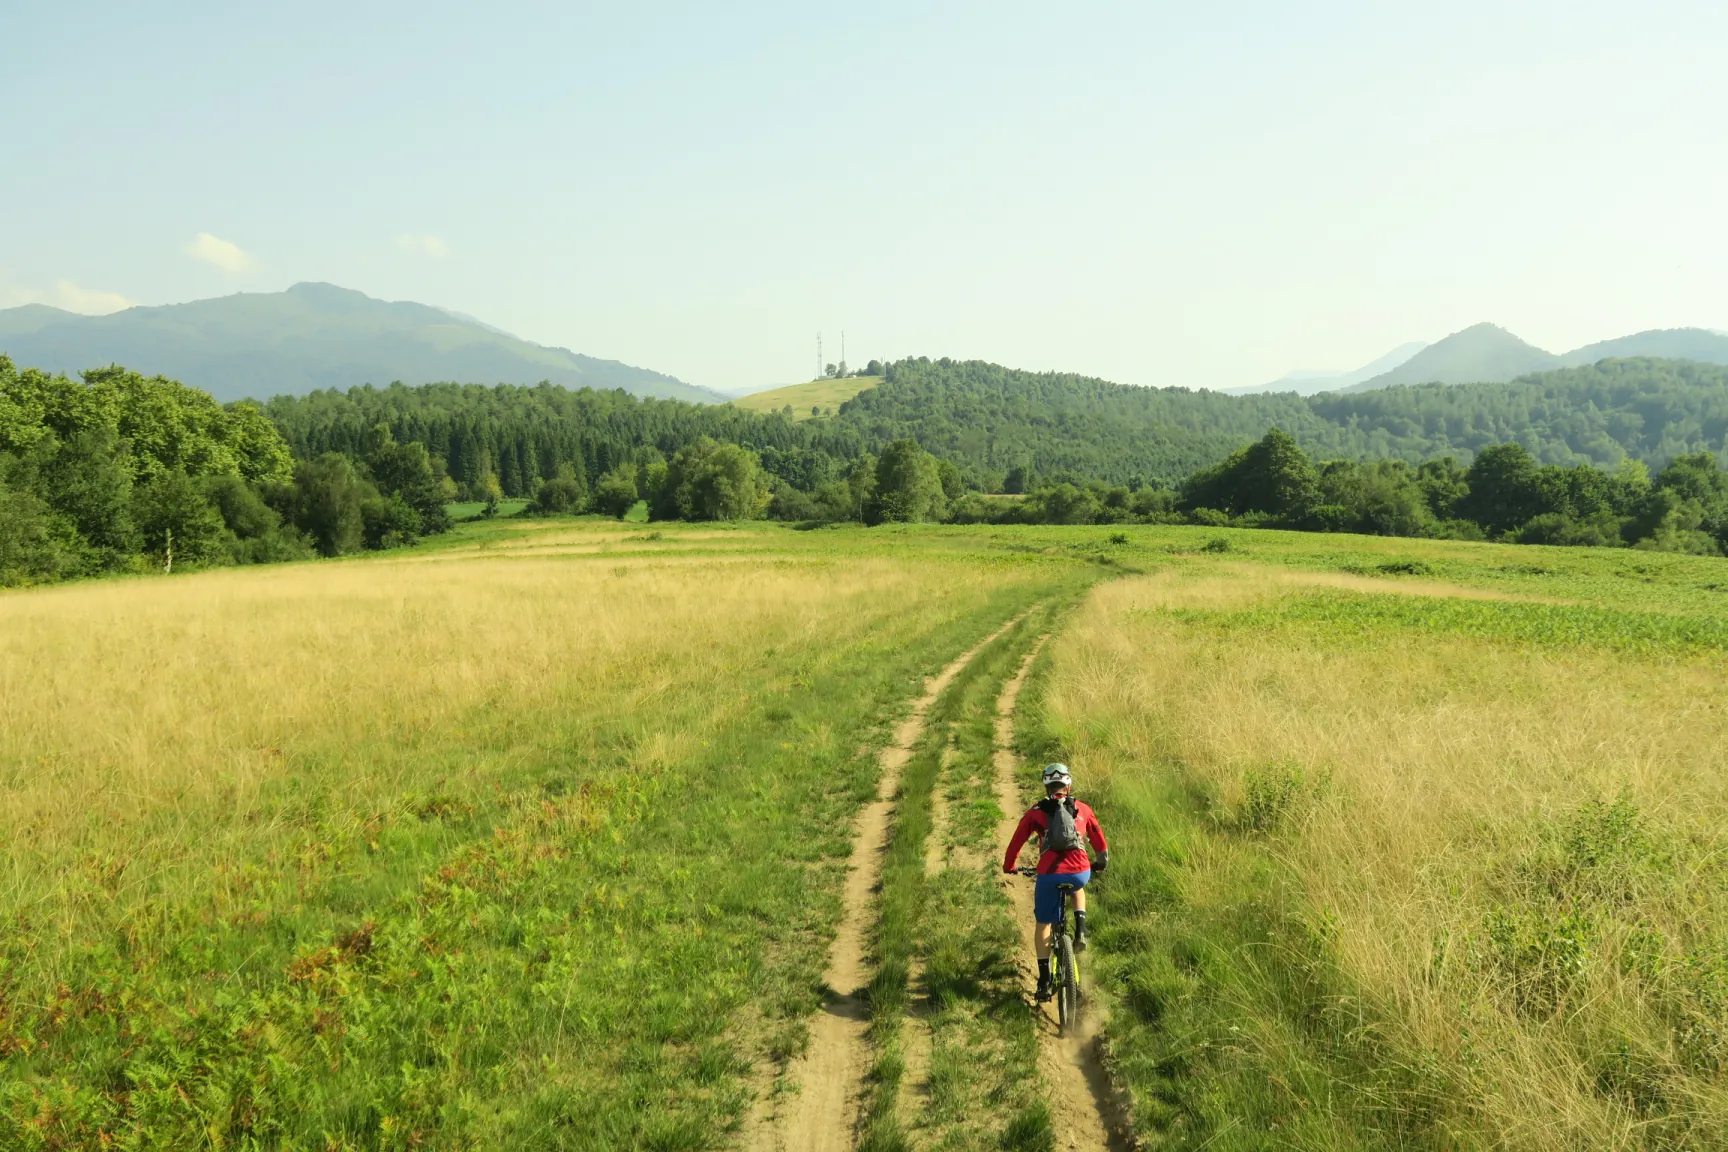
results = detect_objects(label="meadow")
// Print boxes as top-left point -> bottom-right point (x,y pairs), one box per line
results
0,518 -> 1095,1148
1030,528 -> 1728,1149
4,514 -> 1726,1149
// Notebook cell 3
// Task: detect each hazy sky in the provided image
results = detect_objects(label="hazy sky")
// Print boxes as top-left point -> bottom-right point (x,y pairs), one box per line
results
4,1 -> 1725,391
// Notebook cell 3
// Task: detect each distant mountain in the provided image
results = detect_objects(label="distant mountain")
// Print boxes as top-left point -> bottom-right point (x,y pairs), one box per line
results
0,283 -> 718,404
1341,323 -> 1559,392
0,303 -> 78,340
1560,327 -> 1728,367
1227,341 -> 1428,396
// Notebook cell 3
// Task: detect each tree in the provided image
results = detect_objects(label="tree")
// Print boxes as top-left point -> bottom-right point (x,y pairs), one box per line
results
133,469 -> 227,569
32,427 -> 138,566
1458,444 -> 1549,536
531,463 -> 589,515
361,493 -> 422,549
0,471 -> 78,586
1002,464 -> 1031,495
365,425 -> 452,534
1416,457 -> 1469,519
287,454 -> 369,556
936,458 -> 965,501
653,437 -> 771,521
1180,428 -> 1318,520
1032,483 -> 1100,525
865,439 -> 947,525
593,468 -> 641,519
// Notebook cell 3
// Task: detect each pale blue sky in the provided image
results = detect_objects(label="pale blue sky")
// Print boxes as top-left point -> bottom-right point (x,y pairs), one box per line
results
4,1 -> 1725,390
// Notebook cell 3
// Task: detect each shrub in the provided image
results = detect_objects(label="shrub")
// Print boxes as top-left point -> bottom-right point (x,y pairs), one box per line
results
1240,759 -> 1308,832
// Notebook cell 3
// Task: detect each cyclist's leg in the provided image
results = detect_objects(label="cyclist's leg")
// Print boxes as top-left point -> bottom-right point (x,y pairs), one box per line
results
1061,871 -> 1093,948
1033,875 -> 1070,999
1033,873 -> 1069,933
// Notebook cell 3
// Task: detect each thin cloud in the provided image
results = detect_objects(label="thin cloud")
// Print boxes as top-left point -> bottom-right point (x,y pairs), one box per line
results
1,280 -> 134,314
396,233 -> 449,259
186,232 -> 255,273
53,280 -> 134,313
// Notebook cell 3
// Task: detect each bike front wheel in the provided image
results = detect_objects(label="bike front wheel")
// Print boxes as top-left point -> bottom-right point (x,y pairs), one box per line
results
1056,934 -> 1080,1035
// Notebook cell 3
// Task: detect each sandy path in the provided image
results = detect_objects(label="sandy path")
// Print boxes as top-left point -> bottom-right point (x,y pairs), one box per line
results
750,612 -> 1026,1152
993,639 -> 1131,1152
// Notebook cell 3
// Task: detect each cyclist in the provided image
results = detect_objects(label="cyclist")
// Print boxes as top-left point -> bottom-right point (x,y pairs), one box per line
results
1002,763 -> 1108,1002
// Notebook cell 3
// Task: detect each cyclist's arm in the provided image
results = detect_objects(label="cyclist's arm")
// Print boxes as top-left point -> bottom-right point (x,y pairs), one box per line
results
1002,810 -> 1043,872
1081,803 -> 1109,869
1085,813 -> 1108,854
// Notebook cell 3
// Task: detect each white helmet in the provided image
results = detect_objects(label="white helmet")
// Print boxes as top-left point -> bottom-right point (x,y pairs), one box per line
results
1041,763 -> 1072,789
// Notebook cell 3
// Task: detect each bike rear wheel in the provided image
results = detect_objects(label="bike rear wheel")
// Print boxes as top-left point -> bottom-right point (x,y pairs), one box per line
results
1056,934 -> 1079,1034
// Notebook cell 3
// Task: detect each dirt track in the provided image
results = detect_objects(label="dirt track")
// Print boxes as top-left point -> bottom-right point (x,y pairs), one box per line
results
993,639 -> 1131,1152
750,614 -> 1026,1152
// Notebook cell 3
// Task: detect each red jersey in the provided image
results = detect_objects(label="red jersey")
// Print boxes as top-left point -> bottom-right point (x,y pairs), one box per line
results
1003,797 -> 1107,875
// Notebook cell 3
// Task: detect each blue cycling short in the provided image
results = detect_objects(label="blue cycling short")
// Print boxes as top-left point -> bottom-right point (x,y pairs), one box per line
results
1034,870 -> 1090,924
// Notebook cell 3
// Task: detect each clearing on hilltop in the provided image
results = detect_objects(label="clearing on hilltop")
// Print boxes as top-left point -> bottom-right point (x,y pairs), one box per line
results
730,374 -> 882,420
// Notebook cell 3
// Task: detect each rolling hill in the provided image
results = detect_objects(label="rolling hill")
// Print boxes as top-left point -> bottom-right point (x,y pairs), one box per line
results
0,282 -> 718,404
1341,322 -> 1560,391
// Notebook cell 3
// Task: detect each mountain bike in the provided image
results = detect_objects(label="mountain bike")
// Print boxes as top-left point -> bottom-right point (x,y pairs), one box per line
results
1019,865 -> 1082,1034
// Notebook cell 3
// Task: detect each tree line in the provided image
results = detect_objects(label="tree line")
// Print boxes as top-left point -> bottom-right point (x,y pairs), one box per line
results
6,351 -> 1727,587
0,357 -> 452,586
536,427 -> 1728,557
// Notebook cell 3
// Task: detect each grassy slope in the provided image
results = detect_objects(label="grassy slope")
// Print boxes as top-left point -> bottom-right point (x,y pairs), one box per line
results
730,376 -> 880,420
1021,527 -> 1728,1149
0,519 -> 1102,1149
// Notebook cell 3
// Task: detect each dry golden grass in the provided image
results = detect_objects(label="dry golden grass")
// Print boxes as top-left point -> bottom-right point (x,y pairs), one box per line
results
0,542 -> 1020,997
1046,564 -> 1728,1147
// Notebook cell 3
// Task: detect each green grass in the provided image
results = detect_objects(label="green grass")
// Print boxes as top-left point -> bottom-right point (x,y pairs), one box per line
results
730,376 -> 881,420
445,497 -> 530,520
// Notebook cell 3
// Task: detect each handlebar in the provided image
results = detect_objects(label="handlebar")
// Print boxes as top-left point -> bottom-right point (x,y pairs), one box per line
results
1016,865 -> 1038,877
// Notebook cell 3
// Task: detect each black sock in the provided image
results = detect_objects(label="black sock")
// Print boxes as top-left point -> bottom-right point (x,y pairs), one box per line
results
1075,911 -> 1088,935
1038,958 -> 1051,980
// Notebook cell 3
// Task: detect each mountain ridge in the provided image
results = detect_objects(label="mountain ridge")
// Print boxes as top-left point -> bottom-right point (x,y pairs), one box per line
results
1339,323 -> 1560,392
1226,341 -> 1428,396
0,283 -> 719,404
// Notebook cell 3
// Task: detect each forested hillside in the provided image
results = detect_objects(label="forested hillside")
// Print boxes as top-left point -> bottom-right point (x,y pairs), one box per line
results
265,381 -> 870,499
850,356 -> 1728,483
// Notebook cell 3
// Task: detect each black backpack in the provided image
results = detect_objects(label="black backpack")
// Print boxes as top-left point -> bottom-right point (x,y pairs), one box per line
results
1038,796 -> 1083,854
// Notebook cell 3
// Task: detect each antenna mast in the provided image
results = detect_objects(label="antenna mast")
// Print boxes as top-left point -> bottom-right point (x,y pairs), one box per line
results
816,332 -> 823,381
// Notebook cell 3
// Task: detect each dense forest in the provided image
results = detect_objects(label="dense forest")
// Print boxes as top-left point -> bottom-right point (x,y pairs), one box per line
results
850,356 -> 1728,484
6,351 -> 1728,586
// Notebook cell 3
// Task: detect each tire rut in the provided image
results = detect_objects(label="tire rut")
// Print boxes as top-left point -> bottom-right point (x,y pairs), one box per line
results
749,612 -> 1027,1152
993,638 -> 1135,1152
